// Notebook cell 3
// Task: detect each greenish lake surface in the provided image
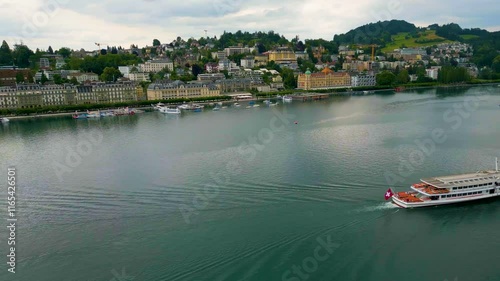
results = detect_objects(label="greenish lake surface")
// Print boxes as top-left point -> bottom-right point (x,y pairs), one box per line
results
1,86 -> 499,281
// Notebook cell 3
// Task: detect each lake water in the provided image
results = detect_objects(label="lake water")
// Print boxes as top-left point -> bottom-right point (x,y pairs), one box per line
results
1,86 -> 499,281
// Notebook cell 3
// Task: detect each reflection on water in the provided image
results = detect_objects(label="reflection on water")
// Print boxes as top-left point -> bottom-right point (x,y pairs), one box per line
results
0,86 -> 499,281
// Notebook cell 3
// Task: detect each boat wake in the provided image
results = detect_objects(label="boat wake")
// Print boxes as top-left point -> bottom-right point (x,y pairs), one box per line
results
357,202 -> 398,212
314,113 -> 363,125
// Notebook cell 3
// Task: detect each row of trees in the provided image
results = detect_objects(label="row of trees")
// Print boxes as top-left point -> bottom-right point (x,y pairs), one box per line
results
376,65 -> 473,86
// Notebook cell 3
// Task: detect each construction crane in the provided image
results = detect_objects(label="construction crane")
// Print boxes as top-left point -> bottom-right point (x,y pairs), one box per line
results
369,44 -> 377,61
354,44 -> 377,61
95,42 -> 108,50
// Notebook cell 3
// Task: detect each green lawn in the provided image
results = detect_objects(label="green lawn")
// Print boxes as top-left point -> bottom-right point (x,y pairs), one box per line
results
382,30 -> 454,53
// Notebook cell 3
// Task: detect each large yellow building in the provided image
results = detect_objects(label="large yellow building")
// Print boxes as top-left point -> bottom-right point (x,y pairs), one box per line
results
297,68 -> 351,90
147,81 -> 221,100
268,48 -> 296,63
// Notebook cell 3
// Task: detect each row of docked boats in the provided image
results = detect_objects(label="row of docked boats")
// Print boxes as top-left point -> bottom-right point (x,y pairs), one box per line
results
153,99 -> 285,115
73,108 -> 142,119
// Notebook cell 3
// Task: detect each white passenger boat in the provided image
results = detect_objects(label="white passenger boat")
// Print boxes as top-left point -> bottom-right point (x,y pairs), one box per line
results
159,107 -> 181,114
387,159 -> 500,208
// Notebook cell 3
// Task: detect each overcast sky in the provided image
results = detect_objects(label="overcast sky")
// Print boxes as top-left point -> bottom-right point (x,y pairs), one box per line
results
0,0 -> 498,51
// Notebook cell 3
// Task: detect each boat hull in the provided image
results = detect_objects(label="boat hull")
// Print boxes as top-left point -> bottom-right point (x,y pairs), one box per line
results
392,191 -> 500,208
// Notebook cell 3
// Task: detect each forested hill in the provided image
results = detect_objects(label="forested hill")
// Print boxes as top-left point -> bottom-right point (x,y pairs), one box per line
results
332,20 -> 417,45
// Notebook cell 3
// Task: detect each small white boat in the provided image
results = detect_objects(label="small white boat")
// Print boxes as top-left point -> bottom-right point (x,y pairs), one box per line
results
253,104 -> 260,108
152,102 -> 165,110
263,100 -> 271,104
234,103 -> 241,107
213,106 -> 221,111
269,102 -> 278,107
100,111 -> 115,117
282,96 -> 293,102
160,107 -> 181,114
87,111 -> 101,118
0,117 -> 10,123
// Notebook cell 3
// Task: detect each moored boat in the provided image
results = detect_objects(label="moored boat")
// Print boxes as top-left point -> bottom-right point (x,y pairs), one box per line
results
100,111 -> 115,117
178,103 -> 203,111
152,102 -> 165,110
387,159 -> 500,208
159,107 -> 181,114
0,117 -> 10,123
73,113 -> 88,119
282,96 -> 293,102
86,110 -> 101,118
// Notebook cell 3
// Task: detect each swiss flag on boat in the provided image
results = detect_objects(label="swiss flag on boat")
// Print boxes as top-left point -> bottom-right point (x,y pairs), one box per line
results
385,188 -> 394,200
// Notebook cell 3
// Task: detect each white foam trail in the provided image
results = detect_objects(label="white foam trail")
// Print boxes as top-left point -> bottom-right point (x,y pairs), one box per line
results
314,113 -> 363,125
358,202 -> 399,212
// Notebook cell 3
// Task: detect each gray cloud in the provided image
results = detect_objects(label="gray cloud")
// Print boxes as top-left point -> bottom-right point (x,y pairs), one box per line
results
0,0 -> 498,50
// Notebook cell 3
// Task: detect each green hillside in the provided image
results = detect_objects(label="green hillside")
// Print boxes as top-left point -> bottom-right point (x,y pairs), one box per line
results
382,30 -> 453,52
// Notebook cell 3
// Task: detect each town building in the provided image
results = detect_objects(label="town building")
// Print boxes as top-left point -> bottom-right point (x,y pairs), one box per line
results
67,72 -> 99,84
425,67 -> 441,80
240,57 -> 255,69
198,73 -> 226,82
0,87 -> 18,109
119,66 -> 132,76
0,82 -> 142,109
55,57 -> 66,69
224,46 -> 253,57
0,69 -> 32,87
297,68 -> 351,90
205,63 -> 219,73
212,51 -> 227,61
140,59 -> 174,73
342,61 -> 372,72
35,70 -> 57,82
254,55 -> 269,66
0,84 -> 78,109
40,58 -> 50,70
351,73 -> 377,87
270,75 -> 284,90
127,72 -> 150,82
268,48 -> 296,63
85,82 -> 139,104
295,51 -> 309,60
147,81 -> 220,100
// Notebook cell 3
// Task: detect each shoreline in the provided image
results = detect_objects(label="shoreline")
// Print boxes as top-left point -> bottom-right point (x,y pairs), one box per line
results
3,83 -> 499,121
